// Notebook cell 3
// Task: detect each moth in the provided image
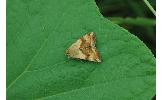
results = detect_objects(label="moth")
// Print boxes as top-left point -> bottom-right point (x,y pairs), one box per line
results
66,32 -> 101,62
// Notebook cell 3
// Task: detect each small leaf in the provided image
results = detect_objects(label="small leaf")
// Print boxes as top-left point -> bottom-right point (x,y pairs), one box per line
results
7,0 -> 155,99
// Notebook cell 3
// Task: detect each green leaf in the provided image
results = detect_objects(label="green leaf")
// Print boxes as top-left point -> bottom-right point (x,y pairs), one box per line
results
7,0 -> 155,100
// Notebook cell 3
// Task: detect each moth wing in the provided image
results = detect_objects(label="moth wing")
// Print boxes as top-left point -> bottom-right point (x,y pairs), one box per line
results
66,32 -> 101,62
87,47 -> 101,62
66,39 -> 86,60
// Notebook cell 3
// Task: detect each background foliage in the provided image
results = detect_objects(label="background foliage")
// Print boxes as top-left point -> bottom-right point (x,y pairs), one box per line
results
96,0 -> 156,55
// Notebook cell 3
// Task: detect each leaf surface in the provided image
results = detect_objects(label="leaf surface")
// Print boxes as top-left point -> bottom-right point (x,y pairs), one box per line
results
7,0 -> 155,99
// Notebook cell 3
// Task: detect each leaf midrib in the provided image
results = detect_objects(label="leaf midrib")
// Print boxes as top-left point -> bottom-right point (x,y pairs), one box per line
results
7,31 -> 51,90
7,11 -> 67,90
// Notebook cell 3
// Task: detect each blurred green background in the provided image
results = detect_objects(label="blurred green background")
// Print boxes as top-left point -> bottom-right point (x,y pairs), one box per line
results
95,0 -> 156,56
95,0 -> 156,100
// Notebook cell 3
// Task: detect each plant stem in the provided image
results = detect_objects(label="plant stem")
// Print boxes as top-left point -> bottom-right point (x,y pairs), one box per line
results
143,0 -> 156,16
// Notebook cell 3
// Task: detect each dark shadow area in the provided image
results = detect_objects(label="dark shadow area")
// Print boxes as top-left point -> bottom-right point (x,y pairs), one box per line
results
152,95 -> 156,100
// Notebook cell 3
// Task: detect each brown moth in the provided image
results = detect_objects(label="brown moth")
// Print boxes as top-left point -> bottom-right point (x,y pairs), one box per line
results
66,32 -> 101,62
